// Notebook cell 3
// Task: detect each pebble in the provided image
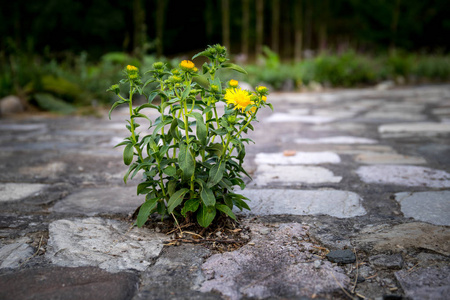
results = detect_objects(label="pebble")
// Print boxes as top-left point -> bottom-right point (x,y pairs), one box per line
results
326,250 -> 356,264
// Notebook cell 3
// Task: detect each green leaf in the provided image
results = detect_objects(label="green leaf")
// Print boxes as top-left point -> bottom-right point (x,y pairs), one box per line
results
163,166 -> 176,176
200,185 -> 216,207
123,163 -> 138,184
179,142 -> 195,180
108,99 -> 128,119
181,86 -> 191,100
197,204 -> 216,228
137,182 -> 153,195
192,50 -> 210,60
206,143 -> 224,157
34,93 -> 76,115
221,63 -> 248,74
167,188 -> 189,213
136,197 -> 158,227
123,144 -> 134,165
131,113 -> 152,128
181,198 -> 200,217
167,179 -> 177,196
268,103 -> 274,111
136,103 -> 159,112
152,118 -> 173,138
190,112 -> 207,145
216,204 -> 236,220
207,160 -> 225,188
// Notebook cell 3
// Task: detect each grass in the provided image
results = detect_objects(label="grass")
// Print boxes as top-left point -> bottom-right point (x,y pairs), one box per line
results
1,48 -> 449,114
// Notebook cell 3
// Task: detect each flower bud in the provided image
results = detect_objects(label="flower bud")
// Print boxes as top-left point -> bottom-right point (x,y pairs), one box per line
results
211,84 -> 219,92
153,62 -> 164,70
256,85 -> 268,94
180,60 -> 195,71
229,79 -> 238,87
227,115 -> 236,124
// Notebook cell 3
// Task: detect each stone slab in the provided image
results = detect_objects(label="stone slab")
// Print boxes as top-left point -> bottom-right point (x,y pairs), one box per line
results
379,122 -> 450,135
240,189 -> 366,218
0,183 -> 47,202
355,222 -> 450,256
295,136 -> 378,144
395,266 -> 450,300
255,151 -> 341,165
200,223 -> 350,300
0,266 -> 138,300
253,165 -> 342,186
46,217 -> 169,272
354,153 -> 426,165
52,186 -> 143,216
18,162 -> 67,178
363,111 -> 425,121
356,165 -> 450,188
265,113 -> 336,124
395,191 -> 450,226
0,243 -> 33,268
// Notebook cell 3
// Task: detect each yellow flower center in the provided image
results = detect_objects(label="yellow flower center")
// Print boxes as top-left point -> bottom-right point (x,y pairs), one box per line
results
224,88 -> 253,112
180,60 -> 195,70
262,95 -> 267,102
127,65 -> 138,72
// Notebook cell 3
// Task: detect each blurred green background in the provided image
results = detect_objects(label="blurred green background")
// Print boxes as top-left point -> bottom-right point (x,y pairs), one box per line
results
1,0 -> 449,114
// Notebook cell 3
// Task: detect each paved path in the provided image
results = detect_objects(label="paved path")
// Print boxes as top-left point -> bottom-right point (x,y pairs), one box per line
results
0,85 -> 449,299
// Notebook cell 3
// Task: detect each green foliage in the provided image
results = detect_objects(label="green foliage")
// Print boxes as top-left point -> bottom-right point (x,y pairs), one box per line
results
109,45 -> 271,228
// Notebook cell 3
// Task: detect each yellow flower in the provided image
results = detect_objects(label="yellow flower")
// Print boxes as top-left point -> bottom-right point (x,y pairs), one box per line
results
262,95 -> 267,102
180,60 -> 195,70
247,106 -> 257,115
229,79 -> 239,87
126,65 -> 139,79
224,88 -> 254,112
127,65 -> 138,72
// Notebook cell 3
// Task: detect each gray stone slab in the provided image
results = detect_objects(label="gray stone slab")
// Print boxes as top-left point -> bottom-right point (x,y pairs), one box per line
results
295,136 -> 378,144
356,165 -> 450,188
0,243 -> 33,268
355,222 -> 450,256
369,254 -> 403,269
363,111 -> 426,121
255,151 -> 341,165
379,122 -> 450,135
46,217 -> 169,272
240,189 -> 366,218
18,162 -> 67,178
0,183 -> 48,202
354,153 -> 426,165
52,186 -> 143,216
265,113 -> 336,124
200,223 -> 350,300
253,165 -> 342,186
395,266 -> 450,300
0,266 -> 138,300
395,191 -> 450,226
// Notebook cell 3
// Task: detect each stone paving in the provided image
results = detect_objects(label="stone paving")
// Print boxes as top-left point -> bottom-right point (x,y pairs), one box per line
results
0,85 -> 450,299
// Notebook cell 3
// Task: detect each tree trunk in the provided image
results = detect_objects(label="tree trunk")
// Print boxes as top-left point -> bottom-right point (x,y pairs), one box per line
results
156,0 -> 167,58
318,0 -> 328,52
390,0 -> 401,54
205,0 -> 214,44
241,0 -> 250,59
294,0 -> 303,62
255,0 -> 264,60
282,0 -> 292,60
271,0 -> 280,54
221,0 -> 230,51
304,0 -> 312,51
132,0 -> 145,58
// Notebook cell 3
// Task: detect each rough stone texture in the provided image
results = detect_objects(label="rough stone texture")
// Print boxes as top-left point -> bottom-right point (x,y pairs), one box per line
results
379,122 -> 450,135
354,153 -> 426,165
0,183 -> 47,202
52,187 -> 143,216
265,113 -> 336,124
295,136 -> 378,144
0,95 -> 24,114
356,165 -> 450,188
0,243 -> 34,268
255,151 -> 341,165
363,111 -> 425,121
326,250 -> 356,264
46,218 -> 169,272
395,266 -> 450,300
355,222 -> 450,256
395,191 -> 450,226
200,223 -> 350,300
135,245 -> 221,300
240,189 -> 366,218
19,162 -> 67,178
369,254 -> 404,269
253,165 -> 343,186
0,266 -> 138,300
